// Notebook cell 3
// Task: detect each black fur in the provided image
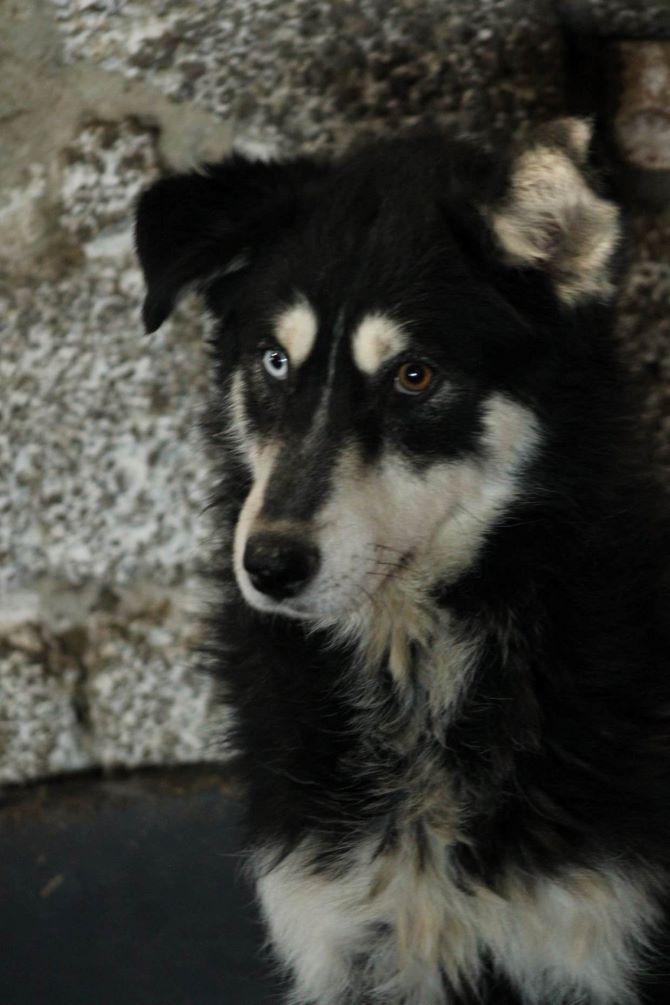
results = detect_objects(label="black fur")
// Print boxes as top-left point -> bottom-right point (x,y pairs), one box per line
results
136,130 -> 670,1003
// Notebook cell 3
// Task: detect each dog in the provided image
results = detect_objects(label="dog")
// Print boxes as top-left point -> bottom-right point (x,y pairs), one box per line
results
135,119 -> 670,1004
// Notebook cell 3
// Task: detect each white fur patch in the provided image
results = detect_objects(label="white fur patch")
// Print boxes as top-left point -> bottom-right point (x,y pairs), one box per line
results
427,393 -> 540,581
351,313 -> 408,375
275,299 -> 318,368
256,835 -> 660,1005
226,370 -> 258,465
232,441 -> 281,610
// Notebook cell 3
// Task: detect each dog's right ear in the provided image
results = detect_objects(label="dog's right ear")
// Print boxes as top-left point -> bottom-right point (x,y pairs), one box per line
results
135,154 -> 326,333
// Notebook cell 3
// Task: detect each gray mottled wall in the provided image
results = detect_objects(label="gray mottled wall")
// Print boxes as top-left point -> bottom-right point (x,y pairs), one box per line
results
2,0 -> 668,785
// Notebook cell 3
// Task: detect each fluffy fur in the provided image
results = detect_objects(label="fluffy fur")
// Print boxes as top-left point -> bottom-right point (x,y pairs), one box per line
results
135,120 -> 670,1004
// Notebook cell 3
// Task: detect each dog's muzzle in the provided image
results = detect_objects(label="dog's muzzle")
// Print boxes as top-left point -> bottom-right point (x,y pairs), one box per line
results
243,531 -> 320,600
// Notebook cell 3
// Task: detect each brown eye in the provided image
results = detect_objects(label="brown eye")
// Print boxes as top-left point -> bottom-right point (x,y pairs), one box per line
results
394,362 -> 434,395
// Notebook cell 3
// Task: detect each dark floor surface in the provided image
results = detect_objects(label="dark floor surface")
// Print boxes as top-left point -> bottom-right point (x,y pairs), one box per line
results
0,767 -> 285,1005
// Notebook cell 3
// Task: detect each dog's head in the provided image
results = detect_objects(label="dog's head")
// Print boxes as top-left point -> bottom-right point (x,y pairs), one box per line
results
136,120 -> 620,626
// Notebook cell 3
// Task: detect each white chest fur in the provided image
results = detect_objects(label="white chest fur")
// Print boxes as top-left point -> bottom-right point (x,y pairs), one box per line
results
255,831 -> 659,1005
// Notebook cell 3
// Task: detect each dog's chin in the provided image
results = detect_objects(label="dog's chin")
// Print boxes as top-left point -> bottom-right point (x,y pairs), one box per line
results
235,572 -> 361,623
245,593 -> 315,621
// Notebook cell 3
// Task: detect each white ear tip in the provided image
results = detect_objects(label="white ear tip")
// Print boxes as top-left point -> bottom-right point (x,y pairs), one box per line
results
563,117 -> 593,159
542,117 -> 593,162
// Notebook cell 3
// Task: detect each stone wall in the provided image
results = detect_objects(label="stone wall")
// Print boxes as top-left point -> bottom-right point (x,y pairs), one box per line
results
2,0 -> 668,784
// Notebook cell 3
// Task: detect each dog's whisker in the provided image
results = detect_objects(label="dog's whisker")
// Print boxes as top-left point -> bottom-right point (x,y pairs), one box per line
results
367,543 -> 405,555
367,561 -> 406,571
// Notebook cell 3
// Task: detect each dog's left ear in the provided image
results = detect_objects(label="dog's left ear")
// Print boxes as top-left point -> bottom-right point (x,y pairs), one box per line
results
135,154 -> 326,333
486,118 -> 620,306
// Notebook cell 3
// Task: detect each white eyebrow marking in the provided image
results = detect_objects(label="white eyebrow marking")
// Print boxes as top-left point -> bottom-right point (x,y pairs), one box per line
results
351,313 -> 408,375
274,299 -> 318,368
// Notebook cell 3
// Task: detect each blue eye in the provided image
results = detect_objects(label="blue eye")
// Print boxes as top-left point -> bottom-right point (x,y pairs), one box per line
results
262,347 -> 289,380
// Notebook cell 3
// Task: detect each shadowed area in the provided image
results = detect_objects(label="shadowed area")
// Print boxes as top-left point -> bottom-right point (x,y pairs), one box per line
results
0,767 -> 284,1005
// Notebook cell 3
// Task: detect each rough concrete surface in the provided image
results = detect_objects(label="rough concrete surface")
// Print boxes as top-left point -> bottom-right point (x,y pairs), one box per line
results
1,0 -> 669,784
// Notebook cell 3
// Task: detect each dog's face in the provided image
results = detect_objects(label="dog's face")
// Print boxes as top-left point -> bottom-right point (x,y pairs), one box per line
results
136,121 -> 619,625
223,254 -> 541,624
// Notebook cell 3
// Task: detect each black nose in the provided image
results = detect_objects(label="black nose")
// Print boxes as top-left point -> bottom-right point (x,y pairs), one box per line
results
243,532 -> 320,600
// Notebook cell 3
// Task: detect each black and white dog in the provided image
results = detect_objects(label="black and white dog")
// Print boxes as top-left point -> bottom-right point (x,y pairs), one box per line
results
135,120 -> 670,1004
